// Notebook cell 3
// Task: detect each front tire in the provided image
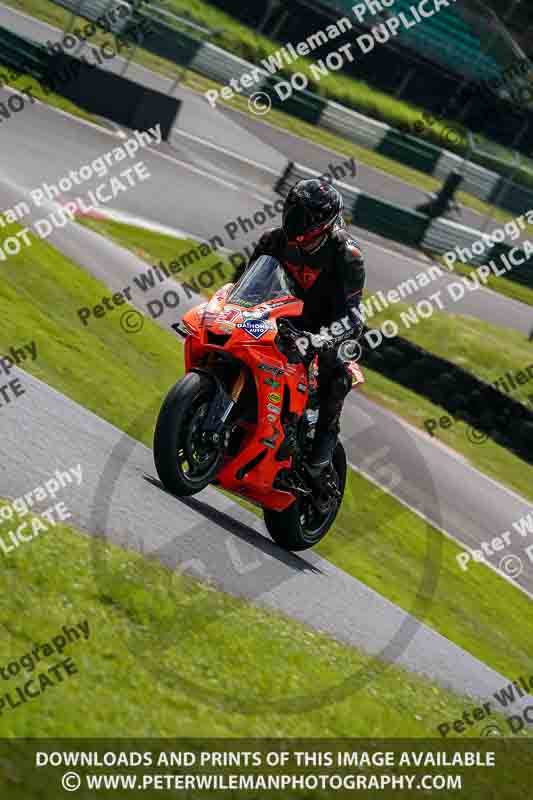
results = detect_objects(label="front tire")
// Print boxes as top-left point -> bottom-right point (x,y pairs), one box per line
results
263,442 -> 347,551
154,372 -> 224,496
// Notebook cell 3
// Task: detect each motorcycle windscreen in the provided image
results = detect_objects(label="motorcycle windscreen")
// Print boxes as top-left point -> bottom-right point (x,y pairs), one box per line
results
227,255 -> 296,308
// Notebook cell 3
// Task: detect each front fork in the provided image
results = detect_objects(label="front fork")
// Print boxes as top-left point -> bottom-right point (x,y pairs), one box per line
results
198,364 -> 246,444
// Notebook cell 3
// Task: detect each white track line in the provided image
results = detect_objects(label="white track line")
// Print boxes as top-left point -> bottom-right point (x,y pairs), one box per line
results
348,457 -> 533,601
173,128 -> 281,175
2,85 -> 119,138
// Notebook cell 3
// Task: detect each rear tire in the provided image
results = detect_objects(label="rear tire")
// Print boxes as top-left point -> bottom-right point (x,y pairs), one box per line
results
263,443 -> 347,551
154,372 -> 224,496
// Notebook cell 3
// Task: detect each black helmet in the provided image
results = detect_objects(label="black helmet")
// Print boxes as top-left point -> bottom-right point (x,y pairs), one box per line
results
282,179 -> 343,248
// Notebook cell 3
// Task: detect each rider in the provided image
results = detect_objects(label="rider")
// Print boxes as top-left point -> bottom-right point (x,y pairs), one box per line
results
234,178 -> 366,480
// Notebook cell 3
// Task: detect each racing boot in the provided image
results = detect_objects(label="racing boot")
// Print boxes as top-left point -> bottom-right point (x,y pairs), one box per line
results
307,428 -> 337,476
303,428 -> 340,514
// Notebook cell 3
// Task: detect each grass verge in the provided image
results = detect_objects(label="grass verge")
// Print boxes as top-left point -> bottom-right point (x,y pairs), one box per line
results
78,216 -> 231,297
447,258 -> 533,309
367,303 -> 533,406
1,220 -> 533,719
2,504 -> 523,740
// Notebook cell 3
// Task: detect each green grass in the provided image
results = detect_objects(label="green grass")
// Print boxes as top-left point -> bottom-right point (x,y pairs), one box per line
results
2,218 -> 533,729
0,221 -> 186,438
446,257 -> 533,308
3,508 -> 528,796
78,216 -> 232,297
3,503 -> 524,741
321,460 -> 533,683
6,0 -> 533,229
367,302 -> 533,406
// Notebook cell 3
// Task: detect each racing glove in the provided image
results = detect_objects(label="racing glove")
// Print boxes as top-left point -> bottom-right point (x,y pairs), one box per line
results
277,318 -> 334,362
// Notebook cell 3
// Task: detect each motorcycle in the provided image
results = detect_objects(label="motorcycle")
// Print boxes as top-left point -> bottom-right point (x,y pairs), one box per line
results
153,255 -> 365,551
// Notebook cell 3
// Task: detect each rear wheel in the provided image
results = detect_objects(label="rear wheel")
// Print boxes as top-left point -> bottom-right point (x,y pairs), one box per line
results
154,372 -> 224,496
263,443 -> 347,551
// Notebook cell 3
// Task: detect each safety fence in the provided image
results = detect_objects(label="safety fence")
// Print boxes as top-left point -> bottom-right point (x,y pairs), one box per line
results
0,26 -> 48,81
49,0 -> 134,33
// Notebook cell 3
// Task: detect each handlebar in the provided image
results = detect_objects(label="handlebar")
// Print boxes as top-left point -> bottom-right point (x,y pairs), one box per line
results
276,317 -> 302,339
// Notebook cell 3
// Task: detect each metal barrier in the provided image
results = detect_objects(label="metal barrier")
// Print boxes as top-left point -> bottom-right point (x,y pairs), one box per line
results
377,129 -> 442,175
274,160 -> 359,213
489,177 -> 533,215
50,0 -> 132,32
0,24 -> 180,137
191,42 -> 267,94
435,152 -> 501,203
420,218 -> 487,265
352,194 -> 430,247
319,100 -> 387,150
0,28 -> 48,79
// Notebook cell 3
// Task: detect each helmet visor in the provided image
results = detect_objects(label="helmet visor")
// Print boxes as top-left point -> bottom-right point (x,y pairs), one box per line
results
283,205 -> 336,245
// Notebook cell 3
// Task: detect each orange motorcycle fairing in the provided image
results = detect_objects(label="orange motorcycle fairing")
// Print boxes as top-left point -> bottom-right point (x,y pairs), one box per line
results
182,286 -> 307,511
176,255 -> 364,514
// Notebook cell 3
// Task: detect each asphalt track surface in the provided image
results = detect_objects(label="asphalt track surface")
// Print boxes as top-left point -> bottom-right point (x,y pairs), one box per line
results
1,4 -> 533,698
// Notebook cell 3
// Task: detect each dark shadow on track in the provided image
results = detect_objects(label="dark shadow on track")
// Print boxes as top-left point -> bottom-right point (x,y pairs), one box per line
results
143,474 -> 323,575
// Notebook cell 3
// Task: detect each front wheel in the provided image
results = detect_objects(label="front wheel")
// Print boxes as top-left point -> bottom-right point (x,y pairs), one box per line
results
154,372 -> 224,496
263,443 -> 347,551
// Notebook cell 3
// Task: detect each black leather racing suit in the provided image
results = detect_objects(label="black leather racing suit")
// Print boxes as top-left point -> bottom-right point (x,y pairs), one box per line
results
235,223 -> 366,459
